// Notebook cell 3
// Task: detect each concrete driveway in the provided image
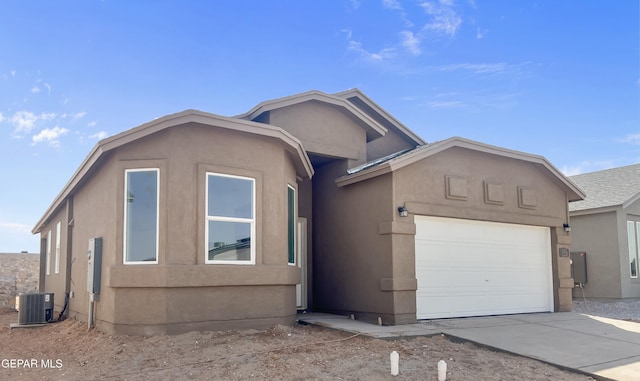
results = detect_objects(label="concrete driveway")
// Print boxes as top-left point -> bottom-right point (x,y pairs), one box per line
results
299,312 -> 640,381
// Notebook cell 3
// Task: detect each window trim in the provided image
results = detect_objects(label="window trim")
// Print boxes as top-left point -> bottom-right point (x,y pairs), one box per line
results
205,172 -> 256,265
123,168 -> 160,265
46,230 -> 51,275
287,185 -> 296,266
54,221 -> 61,274
629,221 -> 639,279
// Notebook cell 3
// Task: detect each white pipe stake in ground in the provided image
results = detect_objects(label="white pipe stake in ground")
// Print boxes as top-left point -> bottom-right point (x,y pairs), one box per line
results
438,360 -> 447,381
390,351 -> 399,376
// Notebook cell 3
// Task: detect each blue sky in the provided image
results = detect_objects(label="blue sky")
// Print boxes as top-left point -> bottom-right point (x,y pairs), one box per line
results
1,0 -> 638,253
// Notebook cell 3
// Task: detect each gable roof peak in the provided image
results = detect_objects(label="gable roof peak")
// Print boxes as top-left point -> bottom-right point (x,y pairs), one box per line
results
334,88 -> 426,146
236,89 -> 388,141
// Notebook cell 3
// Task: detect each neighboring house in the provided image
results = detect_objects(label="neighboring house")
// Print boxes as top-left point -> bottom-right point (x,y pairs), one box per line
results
569,164 -> 640,299
33,89 -> 585,335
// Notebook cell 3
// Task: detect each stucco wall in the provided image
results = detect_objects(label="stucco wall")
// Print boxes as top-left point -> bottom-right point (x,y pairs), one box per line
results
0,253 -> 39,307
622,203 -> 640,298
39,123 -> 305,334
395,147 -> 568,226
269,101 -> 367,164
394,147 -> 573,313
314,146 -> 574,325
570,212 -> 621,298
312,159 -> 397,323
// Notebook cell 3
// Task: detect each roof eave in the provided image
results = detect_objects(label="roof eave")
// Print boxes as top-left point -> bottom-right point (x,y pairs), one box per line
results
569,205 -> 621,216
236,90 -> 388,141
32,110 -> 314,234
336,137 -> 587,202
334,88 -> 426,146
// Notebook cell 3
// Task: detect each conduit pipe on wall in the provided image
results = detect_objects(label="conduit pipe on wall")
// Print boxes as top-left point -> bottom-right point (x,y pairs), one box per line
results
88,293 -> 95,330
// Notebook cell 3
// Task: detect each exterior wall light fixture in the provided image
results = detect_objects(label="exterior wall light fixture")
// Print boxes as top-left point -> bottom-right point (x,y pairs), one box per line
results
563,223 -> 571,232
398,205 -> 408,217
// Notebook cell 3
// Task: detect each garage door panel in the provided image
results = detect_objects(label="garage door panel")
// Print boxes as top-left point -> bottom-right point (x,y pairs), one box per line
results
415,216 -> 553,319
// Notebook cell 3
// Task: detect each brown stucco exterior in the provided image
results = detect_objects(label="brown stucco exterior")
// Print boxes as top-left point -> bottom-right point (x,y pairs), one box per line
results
35,113 -> 312,335
312,144 -> 578,325
570,201 -> 640,299
34,89 -> 584,335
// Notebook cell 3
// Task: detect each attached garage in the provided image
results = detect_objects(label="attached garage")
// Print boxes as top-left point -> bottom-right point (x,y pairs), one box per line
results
330,132 -> 585,326
415,216 -> 553,319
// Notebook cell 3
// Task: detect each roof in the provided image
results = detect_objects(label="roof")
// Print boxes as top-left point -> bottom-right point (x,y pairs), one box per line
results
569,163 -> 640,212
336,136 -> 586,202
32,110 -> 314,234
333,89 -> 426,146
235,90 -> 388,141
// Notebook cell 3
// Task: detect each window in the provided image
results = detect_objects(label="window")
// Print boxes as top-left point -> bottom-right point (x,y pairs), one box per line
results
628,221 -> 639,278
206,173 -> 255,264
54,221 -> 61,274
46,230 -> 51,275
287,185 -> 296,265
124,169 -> 159,264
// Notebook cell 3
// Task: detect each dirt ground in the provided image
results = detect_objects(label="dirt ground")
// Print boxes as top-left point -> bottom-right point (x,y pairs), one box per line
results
0,308 -> 596,381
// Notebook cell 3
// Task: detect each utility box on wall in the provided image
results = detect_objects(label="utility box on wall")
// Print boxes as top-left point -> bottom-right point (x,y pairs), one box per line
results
87,237 -> 103,293
571,251 -> 588,285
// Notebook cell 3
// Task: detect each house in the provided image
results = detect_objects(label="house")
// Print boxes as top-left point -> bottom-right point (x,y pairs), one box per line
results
568,164 -> 640,299
32,89 -> 585,335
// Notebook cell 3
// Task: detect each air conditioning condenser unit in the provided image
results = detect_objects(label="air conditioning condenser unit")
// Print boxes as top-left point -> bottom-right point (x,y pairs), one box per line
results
18,293 -> 54,324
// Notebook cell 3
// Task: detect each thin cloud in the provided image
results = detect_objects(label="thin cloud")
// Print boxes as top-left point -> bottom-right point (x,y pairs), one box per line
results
31,86 -> 41,94
383,0 -> 402,10
400,31 -> 421,55
89,131 -> 108,140
426,100 -> 465,108
344,29 -> 396,62
31,126 -> 69,146
9,111 -> 39,134
425,90 -> 519,111
420,0 -> 462,36
436,62 -> 508,74
621,133 -> 640,146
87,120 -> 97,127
561,161 -> 615,176
0,221 -> 32,235
71,111 -> 87,120
44,82 -> 51,95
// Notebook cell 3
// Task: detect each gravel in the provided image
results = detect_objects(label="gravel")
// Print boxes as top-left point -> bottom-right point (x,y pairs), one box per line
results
572,298 -> 640,321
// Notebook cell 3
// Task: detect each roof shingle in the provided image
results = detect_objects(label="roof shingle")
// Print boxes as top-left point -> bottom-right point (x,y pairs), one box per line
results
569,163 -> 640,212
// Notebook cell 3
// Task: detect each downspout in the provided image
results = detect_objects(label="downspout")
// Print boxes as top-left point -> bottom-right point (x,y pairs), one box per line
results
38,237 -> 47,292
64,197 -> 74,317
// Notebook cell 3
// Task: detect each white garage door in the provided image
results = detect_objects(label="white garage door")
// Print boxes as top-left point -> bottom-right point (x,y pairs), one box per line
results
415,216 -> 553,319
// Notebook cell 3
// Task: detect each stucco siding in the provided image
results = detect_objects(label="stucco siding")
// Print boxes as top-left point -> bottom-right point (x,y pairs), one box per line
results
269,101 -> 367,164
67,156 -> 119,322
366,128 -> 415,161
392,147 -> 573,317
41,123 -> 304,334
570,212 -> 621,298
312,159 -> 396,323
622,207 -> 640,298
394,147 -> 568,226
38,206 -> 68,313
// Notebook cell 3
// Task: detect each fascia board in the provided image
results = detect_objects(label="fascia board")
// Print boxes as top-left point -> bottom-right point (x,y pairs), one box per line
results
32,110 -> 314,234
569,205 -> 621,217
622,191 -> 640,210
237,90 -> 388,138
335,88 -> 426,145
336,137 -> 587,202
